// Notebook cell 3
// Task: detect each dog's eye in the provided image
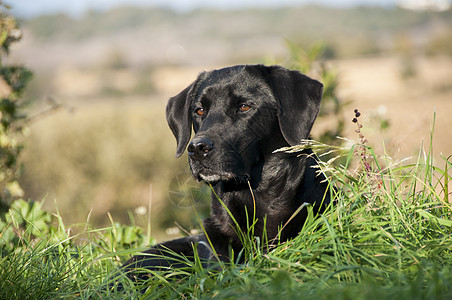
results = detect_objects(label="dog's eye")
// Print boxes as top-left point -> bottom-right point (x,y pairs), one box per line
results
239,104 -> 251,112
195,108 -> 205,116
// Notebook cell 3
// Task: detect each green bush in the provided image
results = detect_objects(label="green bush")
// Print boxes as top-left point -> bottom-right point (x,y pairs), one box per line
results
0,3 -> 33,213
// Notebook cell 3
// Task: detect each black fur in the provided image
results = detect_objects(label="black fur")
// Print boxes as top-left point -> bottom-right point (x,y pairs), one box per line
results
120,64 -> 331,281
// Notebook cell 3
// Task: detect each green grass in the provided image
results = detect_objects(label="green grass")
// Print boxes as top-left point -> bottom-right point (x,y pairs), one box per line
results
1,132 -> 451,299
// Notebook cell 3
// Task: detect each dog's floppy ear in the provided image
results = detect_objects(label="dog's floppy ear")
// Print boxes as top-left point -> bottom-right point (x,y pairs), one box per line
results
263,65 -> 323,146
166,72 -> 206,157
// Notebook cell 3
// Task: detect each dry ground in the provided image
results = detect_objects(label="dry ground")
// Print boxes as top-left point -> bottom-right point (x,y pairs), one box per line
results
334,56 -> 452,162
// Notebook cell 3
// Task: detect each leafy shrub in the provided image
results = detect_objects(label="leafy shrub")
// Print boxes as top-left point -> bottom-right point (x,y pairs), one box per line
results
0,3 -> 33,213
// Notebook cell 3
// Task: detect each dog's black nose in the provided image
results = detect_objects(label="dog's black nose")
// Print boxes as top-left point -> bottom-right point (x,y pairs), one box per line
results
188,136 -> 213,159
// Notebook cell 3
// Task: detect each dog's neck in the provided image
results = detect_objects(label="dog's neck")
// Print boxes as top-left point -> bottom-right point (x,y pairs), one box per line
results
208,148 -> 312,244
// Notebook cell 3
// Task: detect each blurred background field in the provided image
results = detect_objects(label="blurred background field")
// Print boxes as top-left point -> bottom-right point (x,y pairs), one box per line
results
7,1 -> 452,240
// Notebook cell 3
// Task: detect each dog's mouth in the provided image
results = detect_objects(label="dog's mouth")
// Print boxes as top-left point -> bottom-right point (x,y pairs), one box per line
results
188,146 -> 258,185
191,166 -> 248,184
195,170 -> 235,184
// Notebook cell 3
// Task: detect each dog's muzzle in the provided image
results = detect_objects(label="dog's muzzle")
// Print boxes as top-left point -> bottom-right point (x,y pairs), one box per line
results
187,136 -> 237,183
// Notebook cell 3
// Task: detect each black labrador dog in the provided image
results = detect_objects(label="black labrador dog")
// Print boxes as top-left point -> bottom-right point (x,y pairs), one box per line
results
121,64 -> 331,280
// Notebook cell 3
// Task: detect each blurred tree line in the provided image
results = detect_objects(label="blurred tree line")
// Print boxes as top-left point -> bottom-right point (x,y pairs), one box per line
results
23,5 -> 452,60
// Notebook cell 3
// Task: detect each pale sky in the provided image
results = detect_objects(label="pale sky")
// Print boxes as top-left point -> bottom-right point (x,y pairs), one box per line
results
9,0 -> 398,18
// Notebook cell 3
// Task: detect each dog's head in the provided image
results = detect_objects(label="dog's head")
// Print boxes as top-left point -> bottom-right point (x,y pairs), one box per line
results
166,65 -> 323,184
